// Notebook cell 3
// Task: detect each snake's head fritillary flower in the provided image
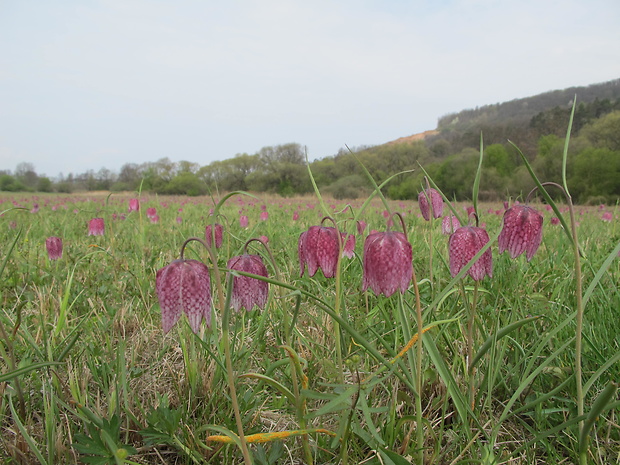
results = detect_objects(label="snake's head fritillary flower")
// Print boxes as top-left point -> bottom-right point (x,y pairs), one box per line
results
418,188 -> 443,221
239,215 -> 249,228
227,254 -> 269,312
156,259 -> 211,334
449,226 -> 492,281
298,225 -> 340,278
128,198 -> 139,212
498,205 -> 543,261
205,223 -> 223,249
146,207 -> 157,219
45,236 -> 63,260
362,231 -> 413,297
356,220 -> 367,235
341,233 -> 356,258
260,211 -> 269,221
30,204 -> 39,214
441,215 -> 461,235
88,218 -> 105,236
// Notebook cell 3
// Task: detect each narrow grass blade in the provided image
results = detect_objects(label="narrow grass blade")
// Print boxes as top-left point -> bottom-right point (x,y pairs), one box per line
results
583,351 -> 620,396
423,336 -> 474,440
471,316 -> 542,370
305,153 -> 331,217
0,227 -> 21,279
8,395 -> 48,465
0,361 -> 62,383
472,132 -> 484,217
239,373 -> 296,404
562,95 -> 577,195
582,240 -> 620,309
578,382 -> 618,454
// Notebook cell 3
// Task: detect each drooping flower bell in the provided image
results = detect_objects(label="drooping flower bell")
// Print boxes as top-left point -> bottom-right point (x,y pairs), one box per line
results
156,259 -> 211,334
362,230 -> 413,297
227,254 -> 269,312
418,188 -> 443,221
45,236 -> 63,260
146,207 -> 157,219
298,225 -> 340,278
448,226 -> 492,281
88,218 -> 105,236
341,233 -> 356,258
128,198 -> 139,212
498,205 -> 543,261
441,215 -> 461,235
205,223 -> 223,249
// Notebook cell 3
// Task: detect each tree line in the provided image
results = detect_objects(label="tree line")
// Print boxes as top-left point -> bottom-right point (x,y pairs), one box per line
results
2,99 -> 619,205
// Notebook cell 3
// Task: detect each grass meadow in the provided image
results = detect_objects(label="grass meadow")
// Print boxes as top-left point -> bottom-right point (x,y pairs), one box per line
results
0,173 -> 619,464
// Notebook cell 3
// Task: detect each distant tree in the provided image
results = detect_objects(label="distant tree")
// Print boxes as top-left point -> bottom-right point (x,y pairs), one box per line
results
0,174 -> 26,192
569,147 -> 620,203
485,144 -> 514,177
579,110 -> 620,150
177,160 -> 200,174
162,172 -> 207,196
114,163 -> 141,191
37,177 -> 53,192
15,162 -> 38,189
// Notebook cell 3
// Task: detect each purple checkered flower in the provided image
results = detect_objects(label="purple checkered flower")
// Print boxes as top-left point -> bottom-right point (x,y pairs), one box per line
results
418,188 -> 443,221
128,198 -> 139,212
205,223 -> 224,249
449,226 -> 492,281
362,231 -> 412,297
88,218 -> 105,236
441,215 -> 461,235
45,236 -> 63,260
156,259 -> 211,334
298,225 -> 340,278
498,205 -> 543,261
227,254 -> 269,312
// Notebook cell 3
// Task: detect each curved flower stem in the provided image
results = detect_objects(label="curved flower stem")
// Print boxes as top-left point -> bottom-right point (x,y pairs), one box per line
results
247,238 -> 314,465
412,266 -> 425,465
397,211 -> 426,464
320,217 -> 347,465
423,178 -> 435,290
180,237 -> 253,465
467,282 -> 479,411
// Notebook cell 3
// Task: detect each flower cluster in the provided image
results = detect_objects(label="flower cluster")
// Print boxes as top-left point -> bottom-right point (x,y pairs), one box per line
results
154,197 -> 546,333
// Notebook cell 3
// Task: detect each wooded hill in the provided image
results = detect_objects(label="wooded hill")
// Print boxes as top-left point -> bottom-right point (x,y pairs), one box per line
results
309,78 -> 620,203
3,79 -> 619,204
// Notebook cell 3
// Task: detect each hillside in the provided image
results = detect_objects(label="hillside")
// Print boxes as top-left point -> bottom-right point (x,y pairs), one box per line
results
436,78 -> 620,132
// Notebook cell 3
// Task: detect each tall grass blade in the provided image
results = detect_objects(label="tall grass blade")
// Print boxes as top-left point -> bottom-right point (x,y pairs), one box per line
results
578,382 -> 618,454
562,95 -> 577,195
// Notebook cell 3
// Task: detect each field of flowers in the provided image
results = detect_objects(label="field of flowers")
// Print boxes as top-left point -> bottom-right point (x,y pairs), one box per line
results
0,163 -> 619,464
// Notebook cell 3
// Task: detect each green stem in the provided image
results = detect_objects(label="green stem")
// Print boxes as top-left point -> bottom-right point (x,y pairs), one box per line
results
467,282 -> 479,411
567,201 -> 585,465
251,239 -> 313,465
183,238 -> 253,465
412,267 -> 425,465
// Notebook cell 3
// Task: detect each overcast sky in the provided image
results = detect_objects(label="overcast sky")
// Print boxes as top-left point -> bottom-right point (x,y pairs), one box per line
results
1,0 -> 619,179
